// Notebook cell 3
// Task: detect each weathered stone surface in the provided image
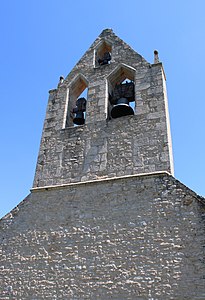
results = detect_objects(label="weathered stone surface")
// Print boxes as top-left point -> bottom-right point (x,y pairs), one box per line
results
33,29 -> 174,188
1,29 -> 204,299
1,174 -> 204,299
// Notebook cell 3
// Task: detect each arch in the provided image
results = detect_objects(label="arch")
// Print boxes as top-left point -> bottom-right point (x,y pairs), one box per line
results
68,73 -> 89,97
94,38 -> 112,67
64,74 -> 89,127
106,64 -> 136,119
107,63 -> 136,86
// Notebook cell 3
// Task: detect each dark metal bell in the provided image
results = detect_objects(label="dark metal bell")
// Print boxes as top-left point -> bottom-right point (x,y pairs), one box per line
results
98,52 -> 111,65
111,97 -> 134,119
73,111 -> 85,125
72,97 -> 86,125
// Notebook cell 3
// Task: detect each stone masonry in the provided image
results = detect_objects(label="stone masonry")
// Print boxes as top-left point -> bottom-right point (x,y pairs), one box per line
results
0,29 -> 204,299
1,173 -> 205,299
33,29 -> 174,188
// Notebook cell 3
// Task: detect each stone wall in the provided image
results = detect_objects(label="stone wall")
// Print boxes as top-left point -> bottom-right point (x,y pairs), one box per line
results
34,113 -> 172,188
1,173 -> 204,299
33,29 -> 174,188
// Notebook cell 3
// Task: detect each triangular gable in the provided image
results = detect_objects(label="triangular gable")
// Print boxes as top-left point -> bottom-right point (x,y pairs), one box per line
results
65,29 -> 149,82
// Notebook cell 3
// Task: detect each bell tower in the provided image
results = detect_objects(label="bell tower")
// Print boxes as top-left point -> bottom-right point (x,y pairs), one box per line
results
2,29 -> 205,299
33,29 -> 174,188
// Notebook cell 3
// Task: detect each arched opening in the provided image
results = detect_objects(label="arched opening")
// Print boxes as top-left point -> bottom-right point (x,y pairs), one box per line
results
65,75 -> 88,127
94,39 -> 112,67
107,64 -> 136,119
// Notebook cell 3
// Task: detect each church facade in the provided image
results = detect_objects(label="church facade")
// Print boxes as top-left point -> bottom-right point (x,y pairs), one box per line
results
0,29 -> 204,299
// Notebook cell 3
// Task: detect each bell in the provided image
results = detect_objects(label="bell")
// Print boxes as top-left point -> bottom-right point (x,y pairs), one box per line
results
73,111 -> 85,125
98,52 -> 111,65
72,97 -> 86,125
111,97 -> 134,119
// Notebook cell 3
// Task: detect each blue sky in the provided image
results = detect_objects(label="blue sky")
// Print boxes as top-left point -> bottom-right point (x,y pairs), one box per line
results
0,1 -> 205,218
